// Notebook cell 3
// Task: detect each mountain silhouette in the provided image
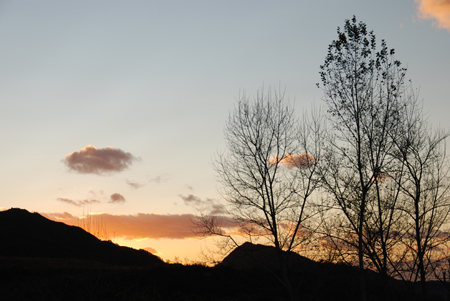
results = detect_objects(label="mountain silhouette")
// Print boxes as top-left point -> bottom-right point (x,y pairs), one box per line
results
0,209 -> 424,300
0,208 -> 165,267
218,242 -> 317,271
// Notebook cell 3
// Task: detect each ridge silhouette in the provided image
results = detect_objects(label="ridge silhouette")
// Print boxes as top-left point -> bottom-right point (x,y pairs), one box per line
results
218,242 -> 316,271
0,208 -> 431,300
0,208 -> 165,267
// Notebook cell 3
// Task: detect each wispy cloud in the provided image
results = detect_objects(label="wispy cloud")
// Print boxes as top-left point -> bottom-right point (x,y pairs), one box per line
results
109,193 -> 126,204
63,145 -> 138,175
179,194 -> 226,215
126,175 -> 170,189
45,212 -> 78,221
56,198 -> 101,207
149,175 -> 171,184
126,179 -> 145,189
416,0 -> 450,30
88,188 -> 106,199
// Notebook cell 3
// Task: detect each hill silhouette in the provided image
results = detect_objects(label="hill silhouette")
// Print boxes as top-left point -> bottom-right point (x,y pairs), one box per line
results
0,208 -> 165,267
216,242 -> 429,300
218,241 -> 317,271
0,208 -> 437,300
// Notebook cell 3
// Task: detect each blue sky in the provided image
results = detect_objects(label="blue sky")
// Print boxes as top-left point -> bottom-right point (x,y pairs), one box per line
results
1,0 -> 449,261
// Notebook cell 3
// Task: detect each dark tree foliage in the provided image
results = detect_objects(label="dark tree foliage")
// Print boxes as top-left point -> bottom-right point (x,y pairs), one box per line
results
319,16 -> 410,301
319,16 -> 450,301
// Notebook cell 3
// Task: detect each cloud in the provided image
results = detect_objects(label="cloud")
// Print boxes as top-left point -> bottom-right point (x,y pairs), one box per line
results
43,211 -> 267,241
43,212 -> 80,226
126,179 -> 145,189
149,175 -> 171,184
88,188 -> 105,196
44,212 -> 200,239
63,145 -> 138,175
181,194 -> 203,206
179,194 -> 226,215
373,173 -> 389,182
268,153 -> 317,169
126,175 -> 170,189
318,236 -> 356,251
416,0 -> 450,30
56,198 -> 100,207
109,193 -> 126,204
143,247 -> 159,255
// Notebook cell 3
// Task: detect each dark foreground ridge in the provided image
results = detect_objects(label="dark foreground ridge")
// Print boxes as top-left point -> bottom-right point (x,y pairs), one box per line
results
0,208 -> 165,267
0,208 -> 446,300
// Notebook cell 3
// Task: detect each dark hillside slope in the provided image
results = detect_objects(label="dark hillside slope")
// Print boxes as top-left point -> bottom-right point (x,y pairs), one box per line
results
217,242 -> 419,301
218,241 -> 316,271
0,208 -> 165,267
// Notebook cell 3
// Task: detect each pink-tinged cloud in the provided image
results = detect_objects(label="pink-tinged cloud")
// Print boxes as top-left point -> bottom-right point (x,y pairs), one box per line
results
416,0 -> 450,30
44,212 -> 200,239
109,193 -> 126,204
372,173 -> 390,182
56,198 -> 100,207
143,247 -> 159,254
63,145 -> 138,175
179,194 -> 226,215
268,153 -> 316,169
318,236 -> 357,251
43,212 -> 80,227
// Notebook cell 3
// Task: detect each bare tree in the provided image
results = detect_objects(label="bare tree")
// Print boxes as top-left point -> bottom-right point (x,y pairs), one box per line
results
197,86 -> 325,300
319,16 -> 409,301
390,92 -> 450,300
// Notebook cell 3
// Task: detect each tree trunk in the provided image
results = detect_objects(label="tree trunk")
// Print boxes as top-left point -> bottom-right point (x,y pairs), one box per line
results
358,230 -> 368,301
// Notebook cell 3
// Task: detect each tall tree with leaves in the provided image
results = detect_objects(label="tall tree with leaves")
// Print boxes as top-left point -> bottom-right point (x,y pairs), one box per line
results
319,16 -> 408,301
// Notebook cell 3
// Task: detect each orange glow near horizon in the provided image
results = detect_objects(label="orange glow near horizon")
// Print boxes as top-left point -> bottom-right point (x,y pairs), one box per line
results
41,211 -> 212,262
43,211 -> 200,240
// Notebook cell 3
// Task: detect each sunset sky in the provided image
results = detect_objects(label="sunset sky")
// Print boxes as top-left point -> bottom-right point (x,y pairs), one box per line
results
1,0 -> 449,262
